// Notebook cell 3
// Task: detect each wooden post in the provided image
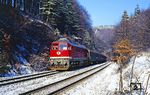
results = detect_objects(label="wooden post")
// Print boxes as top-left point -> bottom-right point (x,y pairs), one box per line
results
118,57 -> 124,94
130,55 -> 137,93
119,63 -> 123,93
145,74 -> 150,95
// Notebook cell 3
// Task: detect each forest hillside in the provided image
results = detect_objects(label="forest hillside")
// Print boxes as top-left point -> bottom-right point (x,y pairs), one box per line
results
0,0 -> 94,77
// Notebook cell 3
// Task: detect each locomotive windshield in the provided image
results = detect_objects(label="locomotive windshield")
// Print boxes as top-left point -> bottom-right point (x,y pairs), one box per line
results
51,43 -> 58,50
59,44 -> 67,50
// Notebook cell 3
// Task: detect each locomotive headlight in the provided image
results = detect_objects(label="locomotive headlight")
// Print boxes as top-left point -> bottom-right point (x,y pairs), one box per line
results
57,51 -> 61,55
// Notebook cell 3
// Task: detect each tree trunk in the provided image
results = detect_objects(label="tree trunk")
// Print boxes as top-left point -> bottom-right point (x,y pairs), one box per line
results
16,0 -> 21,10
145,74 -> 150,94
24,0 -> 34,14
13,0 -> 17,8
23,0 -> 26,12
2,0 -> 6,5
118,60 -> 123,93
8,0 -> 12,6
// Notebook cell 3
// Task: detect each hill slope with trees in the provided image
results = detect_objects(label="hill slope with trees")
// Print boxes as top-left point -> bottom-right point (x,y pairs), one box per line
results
0,0 -> 94,77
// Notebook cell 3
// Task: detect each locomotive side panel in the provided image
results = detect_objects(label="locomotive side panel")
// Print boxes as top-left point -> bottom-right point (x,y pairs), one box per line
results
69,43 -> 89,68
70,46 -> 88,59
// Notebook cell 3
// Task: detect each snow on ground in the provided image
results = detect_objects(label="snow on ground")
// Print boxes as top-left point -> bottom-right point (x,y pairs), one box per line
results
61,52 -> 150,95
61,62 -> 119,95
1,52 -> 150,95
0,63 -> 105,95
123,53 -> 150,94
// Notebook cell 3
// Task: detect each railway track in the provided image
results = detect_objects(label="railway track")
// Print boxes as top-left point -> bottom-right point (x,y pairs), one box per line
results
0,70 -> 59,87
20,62 -> 110,95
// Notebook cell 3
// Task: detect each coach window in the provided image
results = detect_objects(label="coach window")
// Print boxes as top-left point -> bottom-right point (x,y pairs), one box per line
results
59,44 -> 67,50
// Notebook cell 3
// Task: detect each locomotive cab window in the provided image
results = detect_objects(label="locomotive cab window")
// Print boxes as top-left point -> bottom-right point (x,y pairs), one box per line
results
68,46 -> 72,50
59,44 -> 67,50
51,43 -> 58,50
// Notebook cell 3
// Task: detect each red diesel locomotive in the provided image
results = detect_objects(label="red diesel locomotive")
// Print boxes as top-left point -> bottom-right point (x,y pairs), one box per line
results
49,38 -> 106,70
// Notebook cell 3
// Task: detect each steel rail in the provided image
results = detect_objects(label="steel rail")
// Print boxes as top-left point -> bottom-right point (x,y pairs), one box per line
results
20,62 -> 110,95
0,71 -> 59,86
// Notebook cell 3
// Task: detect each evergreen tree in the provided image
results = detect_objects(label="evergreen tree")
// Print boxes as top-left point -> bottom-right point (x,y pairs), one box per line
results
40,0 -> 56,23
134,5 -> 140,17
122,11 -> 130,38
122,11 -> 129,22
0,0 -> 93,48
115,10 -> 130,41
83,31 -> 92,48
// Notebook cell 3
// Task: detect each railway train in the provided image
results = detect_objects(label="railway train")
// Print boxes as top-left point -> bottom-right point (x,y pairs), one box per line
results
49,37 -> 107,70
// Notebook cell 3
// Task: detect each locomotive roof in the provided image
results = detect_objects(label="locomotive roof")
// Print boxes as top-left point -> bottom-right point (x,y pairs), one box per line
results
54,38 -> 87,49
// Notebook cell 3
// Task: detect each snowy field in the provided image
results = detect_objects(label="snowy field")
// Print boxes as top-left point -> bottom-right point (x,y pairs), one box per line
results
61,52 -> 150,95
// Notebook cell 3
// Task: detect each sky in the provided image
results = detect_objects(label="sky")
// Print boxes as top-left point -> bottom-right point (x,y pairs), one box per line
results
77,0 -> 150,26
